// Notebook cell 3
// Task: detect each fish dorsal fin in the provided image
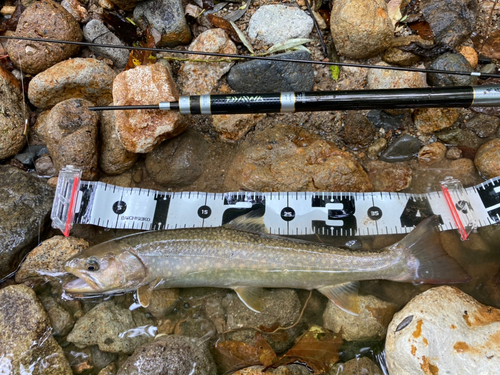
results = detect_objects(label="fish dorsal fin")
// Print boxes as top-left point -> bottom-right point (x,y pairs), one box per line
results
318,281 -> 360,316
233,286 -> 264,313
224,207 -> 268,234
137,277 -> 162,308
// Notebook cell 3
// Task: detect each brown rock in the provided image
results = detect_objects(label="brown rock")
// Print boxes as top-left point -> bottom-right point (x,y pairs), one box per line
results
367,62 -> 426,89
449,158 -> 478,186
343,111 -> 377,149
61,0 -> 90,22
5,0 -> 82,75
113,63 -> 186,153
178,28 -> 237,95
458,46 -> 478,68
474,139 -> 500,180
367,137 -> 387,159
212,114 -> 258,142
413,108 -> 460,133
382,47 -> 421,66
35,154 -> 57,177
109,0 -> 141,11
446,146 -> 462,160
28,58 -> 116,109
364,160 -> 412,191
332,357 -> 383,375
418,142 -> 447,165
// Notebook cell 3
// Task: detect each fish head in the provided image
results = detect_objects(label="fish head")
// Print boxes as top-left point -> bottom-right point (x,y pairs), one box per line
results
63,240 -> 147,295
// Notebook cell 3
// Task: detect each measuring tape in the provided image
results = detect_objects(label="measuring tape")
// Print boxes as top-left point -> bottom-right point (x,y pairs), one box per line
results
51,166 -> 500,239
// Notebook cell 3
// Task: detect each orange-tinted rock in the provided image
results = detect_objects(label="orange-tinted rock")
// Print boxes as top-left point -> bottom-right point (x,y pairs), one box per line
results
364,160 -> 412,191
212,114 -> 260,142
413,108 -> 460,133
474,139 -> 500,179
418,142 -> 447,165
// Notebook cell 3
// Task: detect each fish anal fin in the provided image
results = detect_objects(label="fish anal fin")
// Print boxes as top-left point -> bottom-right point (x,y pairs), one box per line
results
318,281 -> 360,316
137,277 -> 162,308
234,286 -> 264,313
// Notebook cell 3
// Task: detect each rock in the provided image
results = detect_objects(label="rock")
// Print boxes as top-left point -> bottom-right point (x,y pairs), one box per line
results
5,0 -> 82,75
367,62 -> 426,89
448,158 -> 478,186
435,128 -> 465,147
366,110 -> 406,131
28,58 -> 116,109
178,28 -> 237,95
224,289 -> 302,353
99,363 -> 117,375
225,126 -> 373,192
342,112 -> 377,149
457,46 -> 478,68
133,0 -> 191,47
330,0 -> 393,59
100,108 -> 139,175
83,19 -> 129,68
418,142 -> 447,165
13,145 -> 49,167
247,5 -> 313,46
0,66 -> 29,159
67,301 -> 153,354
0,284 -> 72,374
364,161 -> 412,191
474,139 -> 500,180
212,114 -> 258,142
446,146 -> 462,160
385,286 -> 500,375
379,134 -> 421,163
15,236 -> 89,283
35,154 -> 58,177
40,98 -> 100,180
413,108 -> 460,134
323,295 -> 397,341
61,0 -> 89,23
383,47 -> 421,67
108,0 -> 141,11
144,289 -> 179,319
465,114 -> 500,138
331,357 -> 383,375
427,53 -> 474,87
0,166 -> 54,279
227,51 -> 315,93
420,0 -> 478,48
367,138 -> 387,159
233,365 -> 311,375
144,129 -> 207,187
113,63 -> 186,153
117,335 -> 216,375
39,295 -> 75,336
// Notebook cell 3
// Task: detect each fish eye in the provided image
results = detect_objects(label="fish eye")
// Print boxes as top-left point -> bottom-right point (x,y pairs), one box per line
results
86,259 -> 99,272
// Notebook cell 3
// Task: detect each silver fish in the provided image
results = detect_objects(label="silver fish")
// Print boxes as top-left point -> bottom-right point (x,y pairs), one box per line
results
63,215 -> 471,314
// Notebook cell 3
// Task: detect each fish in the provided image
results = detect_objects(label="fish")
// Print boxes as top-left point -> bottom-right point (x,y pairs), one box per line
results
63,214 -> 471,315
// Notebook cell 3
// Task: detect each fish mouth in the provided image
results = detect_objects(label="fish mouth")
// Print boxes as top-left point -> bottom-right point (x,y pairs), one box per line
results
63,270 -> 101,293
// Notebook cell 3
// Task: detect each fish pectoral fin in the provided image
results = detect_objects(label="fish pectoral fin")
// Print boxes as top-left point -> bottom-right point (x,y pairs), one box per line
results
318,282 -> 360,316
137,277 -> 162,308
234,286 -> 264,313
224,207 -> 268,234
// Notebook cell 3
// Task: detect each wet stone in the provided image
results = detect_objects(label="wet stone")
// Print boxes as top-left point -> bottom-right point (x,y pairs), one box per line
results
367,62 -> 426,89
83,19 -> 129,68
212,114 -> 258,142
413,107 -> 460,134
382,47 -> 420,67
364,161 -> 412,192
233,365 -> 312,375
458,46 -> 478,69
418,142 -> 447,165
0,284 -> 73,374
5,0 -> 82,75
446,146 -> 462,160
379,134 -> 421,163
13,145 -> 49,168
227,51 -> 315,93
331,357 -> 383,375
35,154 -> 57,177
367,137 -> 387,159
448,158 -> 478,186
144,289 -> 179,319
342,111 -> 377,149
247,5 -> 313,46
117,335 -> 216,375
39,295 -> 75,336
134,0 -> 191,47
465,114 -> 500,138
108,0 -> 141,11
61,0 -> 89,23
435,128 -> 464,146
0,166 -> 54,279
474,139 -> 500,180
330,0 -> 393,59
28,58 -> 116,109
427,53 -> 475,87
145,129 -> 206,187
366,110 -> 406,131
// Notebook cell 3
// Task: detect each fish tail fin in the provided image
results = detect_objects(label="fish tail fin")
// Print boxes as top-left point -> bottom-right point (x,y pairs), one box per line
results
393,215 -> 471,284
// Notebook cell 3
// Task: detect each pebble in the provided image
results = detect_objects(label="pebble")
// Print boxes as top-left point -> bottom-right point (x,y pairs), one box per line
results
67,301 -> 153,354
323,295 -> 397,341
40,98 -> 100,180
366,110 -> 406,131
177,28 -> 237,95
108,0 -> 141,11
382,47 -> 421,66
0,284 -> 72,374
224,126 -> 373,192
145,129 -> 206,187
0,66 -> 28,159
144,289 -> 179,319
448,158 -> 478,186
13,144 -> 49,167
474,139 -> 500,179
0,166 -> 54,280
379,134 -> 421,163
367,137 -> 387,159
83,19 -> 129,68
117,335 -> 217,375
435,128 -> 465,147
457,46 -> 478,68
364,160 -> 412,191
39,295 -> 75,336
385,286 -> 500,375
247,5 -> 313,46
342,111 -> 377,149
28,58 -> 116,109
330,0 -> 393,59
413,108 -> 460,133
113,63 -> 186,153
427,53 -> 474,87
5,0 -> 82,75
331,357 -> 383,375
418,142 -> 447,165
35,154 -> 57,177
133,0 -> 191,47
465,114 -> 500,138
367,62 -> 426,89
212,114 -> 258,142
61,0 -> 89,23
233,365 -> 311,375
446,146 -> 462,160
227,51 -> 315,92
100,108 -> 139,175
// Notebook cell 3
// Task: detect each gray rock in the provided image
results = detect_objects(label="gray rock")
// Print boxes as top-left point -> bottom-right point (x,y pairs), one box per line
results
247,5 -> 313,46
0,284 -> 72,374
134,0 -> 191,47
435,128 -> 464,146
427,53 -> 474,87
331,357 -> 383,375
67,301 -> 154,354
117,335 -> 216,375
83,19 -> 129,68
465,114 -> 500,138
39,295 -> 75,336
13,145 -> 49,167
379,134 -> 421,162
367,110 -> 406,131
0,166 -> 54,279
227,51 -> 315,93
145,129 -> 206,187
